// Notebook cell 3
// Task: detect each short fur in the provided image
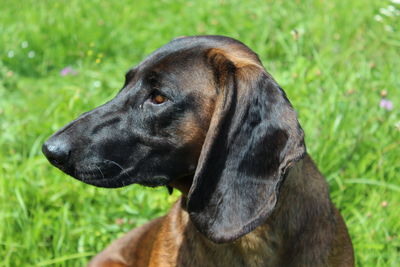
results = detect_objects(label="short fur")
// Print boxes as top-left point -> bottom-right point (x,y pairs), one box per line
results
43,35 -> 354,266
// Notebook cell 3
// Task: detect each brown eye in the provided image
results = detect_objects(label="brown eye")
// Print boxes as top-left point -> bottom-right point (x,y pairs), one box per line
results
150,93 -> 167,104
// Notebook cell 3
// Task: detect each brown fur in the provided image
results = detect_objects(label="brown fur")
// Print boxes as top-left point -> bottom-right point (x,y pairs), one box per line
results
81,36 -> 354,266
89,155 -> 354,267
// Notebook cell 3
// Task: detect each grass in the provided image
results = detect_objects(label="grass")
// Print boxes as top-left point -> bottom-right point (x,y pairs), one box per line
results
0,0 -> 399,266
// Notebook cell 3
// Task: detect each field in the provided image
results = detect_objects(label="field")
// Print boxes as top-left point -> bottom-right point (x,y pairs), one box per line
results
0,0 -> 399,266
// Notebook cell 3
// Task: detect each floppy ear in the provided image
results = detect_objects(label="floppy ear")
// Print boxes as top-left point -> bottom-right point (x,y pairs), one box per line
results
187,48 -> 306,243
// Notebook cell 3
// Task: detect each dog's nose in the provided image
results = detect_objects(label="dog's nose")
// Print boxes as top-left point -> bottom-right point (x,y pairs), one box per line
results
42,137 -> 71,167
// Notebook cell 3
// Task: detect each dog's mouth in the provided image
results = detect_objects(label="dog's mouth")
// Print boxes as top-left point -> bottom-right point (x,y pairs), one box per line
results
63,160 -> 172,189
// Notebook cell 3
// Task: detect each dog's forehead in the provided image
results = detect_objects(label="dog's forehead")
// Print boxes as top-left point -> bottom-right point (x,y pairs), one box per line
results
124,36 -> 263,91
136,35 -> 258,70
151,35 -> 247,58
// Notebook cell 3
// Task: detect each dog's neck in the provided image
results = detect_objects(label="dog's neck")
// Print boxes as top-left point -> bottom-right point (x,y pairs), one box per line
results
167,155 -> 334,266
169,154 -> 316,198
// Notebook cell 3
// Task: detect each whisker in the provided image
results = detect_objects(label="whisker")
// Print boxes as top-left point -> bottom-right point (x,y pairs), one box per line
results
90,168 -> 97,180
105,160 -> 131,179
95,165 -> 105,179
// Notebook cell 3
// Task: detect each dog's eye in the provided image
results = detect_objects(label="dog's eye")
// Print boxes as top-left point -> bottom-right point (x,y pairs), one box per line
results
149,91 -> 168,105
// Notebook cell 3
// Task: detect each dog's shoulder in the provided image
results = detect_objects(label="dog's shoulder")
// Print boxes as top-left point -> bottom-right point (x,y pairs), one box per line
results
88,215 -> 165,267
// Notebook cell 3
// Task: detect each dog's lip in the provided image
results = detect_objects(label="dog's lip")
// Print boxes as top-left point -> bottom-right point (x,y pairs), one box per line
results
74,168 -> 129,182
74,167 -> 119,180
79,176 -> 134,188
71,159 -> 128,179
73,169 -> 171,188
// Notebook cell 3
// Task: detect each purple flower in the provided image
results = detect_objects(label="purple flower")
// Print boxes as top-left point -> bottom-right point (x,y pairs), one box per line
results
380,99 -> 393,111
60,66 -> 78,76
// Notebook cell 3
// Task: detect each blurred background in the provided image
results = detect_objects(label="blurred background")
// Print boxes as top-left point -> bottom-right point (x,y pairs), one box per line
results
0,0 -> 399,266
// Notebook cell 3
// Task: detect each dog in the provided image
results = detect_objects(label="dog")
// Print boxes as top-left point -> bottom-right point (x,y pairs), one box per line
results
42,35 -> 354,266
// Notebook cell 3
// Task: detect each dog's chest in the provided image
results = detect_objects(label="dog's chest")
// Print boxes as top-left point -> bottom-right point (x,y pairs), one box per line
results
176,224 -> 281,267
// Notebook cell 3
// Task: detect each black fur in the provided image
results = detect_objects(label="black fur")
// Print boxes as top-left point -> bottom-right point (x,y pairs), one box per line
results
43,35 -> 305,243
187,69 -> 305,243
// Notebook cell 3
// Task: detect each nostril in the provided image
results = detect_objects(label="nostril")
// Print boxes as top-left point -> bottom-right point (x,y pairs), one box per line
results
42,139 -> 71,167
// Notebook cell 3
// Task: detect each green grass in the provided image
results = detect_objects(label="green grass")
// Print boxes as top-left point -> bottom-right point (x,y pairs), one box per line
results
0,0 -> 399,266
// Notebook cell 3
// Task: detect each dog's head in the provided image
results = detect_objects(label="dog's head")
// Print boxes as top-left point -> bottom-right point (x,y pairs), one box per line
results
43,35 -> 305,243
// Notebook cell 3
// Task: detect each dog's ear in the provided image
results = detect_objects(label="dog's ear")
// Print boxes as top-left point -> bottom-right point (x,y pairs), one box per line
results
187,48 -> 306,243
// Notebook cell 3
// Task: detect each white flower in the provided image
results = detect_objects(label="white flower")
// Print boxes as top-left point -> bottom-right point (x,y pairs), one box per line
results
374,14 -> 383,22
384,25 -> 394,32
380,7 -> 393,16
21,41 -> 29,48
7,50 -> 14,58
28,51 -> 35,58
93,81 -> 102,88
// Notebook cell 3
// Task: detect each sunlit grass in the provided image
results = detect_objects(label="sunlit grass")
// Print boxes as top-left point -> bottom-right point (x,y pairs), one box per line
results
0,0 -> 399,266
